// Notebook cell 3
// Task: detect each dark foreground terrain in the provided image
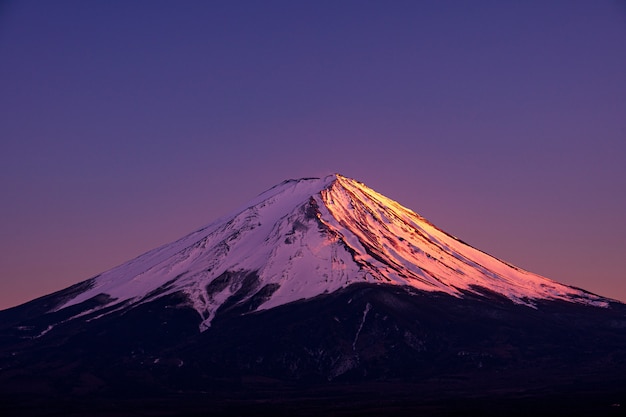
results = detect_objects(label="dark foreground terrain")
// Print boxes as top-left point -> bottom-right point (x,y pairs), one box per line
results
1,283 -> 625,416
2,374 -> 625,417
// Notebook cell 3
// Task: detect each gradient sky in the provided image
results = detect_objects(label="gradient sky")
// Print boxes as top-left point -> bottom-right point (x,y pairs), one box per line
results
1,1 -> 625,309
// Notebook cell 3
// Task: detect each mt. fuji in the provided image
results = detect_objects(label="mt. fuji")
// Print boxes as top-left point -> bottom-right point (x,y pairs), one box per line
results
47,174 -> 609,329
1,175 -> 625,416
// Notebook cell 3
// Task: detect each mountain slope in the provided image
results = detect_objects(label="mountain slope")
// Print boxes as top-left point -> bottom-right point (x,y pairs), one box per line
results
39,174 -> 608,333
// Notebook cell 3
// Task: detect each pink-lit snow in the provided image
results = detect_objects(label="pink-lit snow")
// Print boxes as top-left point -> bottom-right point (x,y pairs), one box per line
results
58,174 -> 608,330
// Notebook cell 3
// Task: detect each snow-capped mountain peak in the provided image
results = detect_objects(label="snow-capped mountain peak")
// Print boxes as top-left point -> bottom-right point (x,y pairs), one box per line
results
58,174 -> 608,330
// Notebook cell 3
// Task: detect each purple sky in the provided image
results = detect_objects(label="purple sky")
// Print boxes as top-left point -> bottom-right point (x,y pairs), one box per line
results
1,1 -> 625,309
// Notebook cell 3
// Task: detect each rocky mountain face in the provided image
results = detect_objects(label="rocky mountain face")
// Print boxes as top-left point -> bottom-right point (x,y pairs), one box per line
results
1,175 -> 625,416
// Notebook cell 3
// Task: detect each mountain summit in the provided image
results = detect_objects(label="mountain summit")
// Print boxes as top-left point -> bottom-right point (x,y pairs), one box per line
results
56,174 -> 606,331
2,174 -> 625,416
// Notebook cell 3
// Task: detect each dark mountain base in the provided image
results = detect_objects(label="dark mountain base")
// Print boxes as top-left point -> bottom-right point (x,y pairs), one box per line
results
1,283 -> 626,416
2,375 -> 625,417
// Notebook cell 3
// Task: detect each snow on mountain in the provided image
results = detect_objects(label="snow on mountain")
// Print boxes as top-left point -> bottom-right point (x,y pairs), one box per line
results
57,174 -> 608,330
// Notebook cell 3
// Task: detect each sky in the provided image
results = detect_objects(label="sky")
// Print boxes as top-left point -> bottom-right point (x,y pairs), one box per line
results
1,0 -> 625,309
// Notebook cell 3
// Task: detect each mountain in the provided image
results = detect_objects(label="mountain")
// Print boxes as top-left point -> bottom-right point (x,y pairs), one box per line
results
1,174 -> 625,416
